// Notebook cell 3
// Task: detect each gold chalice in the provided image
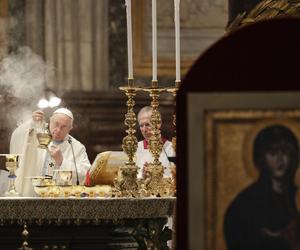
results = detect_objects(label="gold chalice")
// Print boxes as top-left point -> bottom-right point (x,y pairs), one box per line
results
96,185 -> 112,198
84,185 -> 98,197
36,122 -> 52,149
58,185 -> 73,197
36,123 -> 55,178
47,185 -> 61,197
52,169 -> 73,197
36,133 -> 52,149
0,154 -> 22,197
72,185 -> 84,197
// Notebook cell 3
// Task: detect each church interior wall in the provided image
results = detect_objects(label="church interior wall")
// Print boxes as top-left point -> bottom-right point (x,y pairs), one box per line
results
0,0 -> 234,163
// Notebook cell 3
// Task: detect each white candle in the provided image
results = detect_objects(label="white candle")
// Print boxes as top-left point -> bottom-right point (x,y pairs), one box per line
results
125,0 -> 133,79
174,0 -> 180,82
152,0 -> 157,82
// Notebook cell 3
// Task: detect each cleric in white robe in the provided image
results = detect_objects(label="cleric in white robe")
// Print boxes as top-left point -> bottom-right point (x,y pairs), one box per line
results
10,108 -> 91,197
135,106 -> 175,179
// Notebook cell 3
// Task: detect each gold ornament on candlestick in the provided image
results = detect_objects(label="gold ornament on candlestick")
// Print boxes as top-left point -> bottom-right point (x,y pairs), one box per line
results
169,163 -> 177,196
115,79 -> 140,197
141,81 -> 168,196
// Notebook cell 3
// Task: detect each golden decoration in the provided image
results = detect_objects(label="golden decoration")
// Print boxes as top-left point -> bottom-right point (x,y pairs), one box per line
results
19,223 -> 32,250
141,82 -> 169,197
227,0 -> 300,32
115,79 -> 141,197
36,123 -> 52,149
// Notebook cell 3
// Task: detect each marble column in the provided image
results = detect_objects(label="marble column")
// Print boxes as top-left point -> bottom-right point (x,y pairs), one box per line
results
25,0 -> 109,92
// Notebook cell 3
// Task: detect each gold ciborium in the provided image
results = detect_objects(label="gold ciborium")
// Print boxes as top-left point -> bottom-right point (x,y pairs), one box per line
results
36,122 -> 52,149
36,133 -> 52,149
0,154 -> 22,197
36,122 -> 53,176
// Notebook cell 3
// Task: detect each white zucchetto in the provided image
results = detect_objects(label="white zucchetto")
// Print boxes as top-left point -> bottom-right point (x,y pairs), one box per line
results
53,108 -> 74,120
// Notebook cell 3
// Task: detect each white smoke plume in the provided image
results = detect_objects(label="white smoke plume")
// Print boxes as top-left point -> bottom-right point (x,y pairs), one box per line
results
0,46 -> 55,127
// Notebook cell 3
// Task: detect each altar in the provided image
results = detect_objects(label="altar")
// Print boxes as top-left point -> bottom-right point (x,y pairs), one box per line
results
0,197 -> 176,249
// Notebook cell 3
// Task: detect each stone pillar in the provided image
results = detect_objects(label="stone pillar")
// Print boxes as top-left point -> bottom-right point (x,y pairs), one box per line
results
0,0 -> 8,59
25,0 -> 109,92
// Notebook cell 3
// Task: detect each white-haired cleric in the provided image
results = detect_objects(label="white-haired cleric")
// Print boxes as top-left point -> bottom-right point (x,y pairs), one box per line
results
8,108 -> 91,197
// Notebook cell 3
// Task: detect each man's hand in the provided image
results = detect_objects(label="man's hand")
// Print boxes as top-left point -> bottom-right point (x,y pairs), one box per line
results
49,145 -> 63,166
32,110 -> 45,122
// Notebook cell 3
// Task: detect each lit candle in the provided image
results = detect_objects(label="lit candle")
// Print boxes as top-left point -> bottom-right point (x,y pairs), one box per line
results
174,0 -> 180,82
152,0 -> 157,82
125,0 -> 133,80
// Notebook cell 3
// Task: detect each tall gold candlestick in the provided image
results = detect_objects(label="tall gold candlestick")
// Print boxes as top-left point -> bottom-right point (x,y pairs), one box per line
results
142,82 -> 168,196
117,80 -> 140,197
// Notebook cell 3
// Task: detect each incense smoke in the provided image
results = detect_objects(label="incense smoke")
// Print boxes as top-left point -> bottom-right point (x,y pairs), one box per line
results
0,46 -> 55,127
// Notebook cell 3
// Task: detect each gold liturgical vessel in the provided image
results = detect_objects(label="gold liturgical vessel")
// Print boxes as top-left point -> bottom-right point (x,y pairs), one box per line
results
0,154 -> 22,197
30,122 -> 55,196
36,122 -> 54,176
36,122 -> 52,149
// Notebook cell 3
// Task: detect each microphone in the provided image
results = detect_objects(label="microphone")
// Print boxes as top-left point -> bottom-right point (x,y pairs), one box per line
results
68,136 -> 79,185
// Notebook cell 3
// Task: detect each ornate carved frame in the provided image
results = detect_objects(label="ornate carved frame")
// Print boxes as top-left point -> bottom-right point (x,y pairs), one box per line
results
186,92 -> 300,250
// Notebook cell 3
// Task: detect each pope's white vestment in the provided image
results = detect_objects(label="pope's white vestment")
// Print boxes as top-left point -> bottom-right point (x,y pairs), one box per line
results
10,120 -> 91,197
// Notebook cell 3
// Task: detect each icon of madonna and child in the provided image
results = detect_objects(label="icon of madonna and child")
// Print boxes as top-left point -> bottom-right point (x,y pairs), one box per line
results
224,124 -> 300,250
